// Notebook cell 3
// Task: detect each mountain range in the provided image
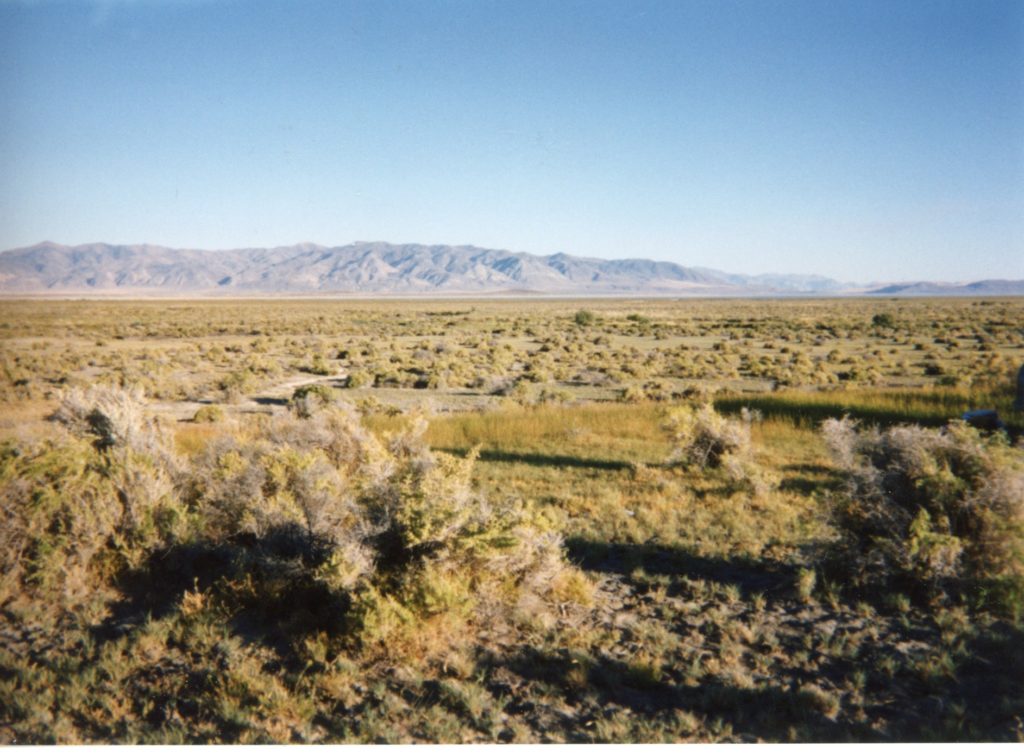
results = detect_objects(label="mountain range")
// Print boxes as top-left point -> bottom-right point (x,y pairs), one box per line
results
0,241 -> 1021,297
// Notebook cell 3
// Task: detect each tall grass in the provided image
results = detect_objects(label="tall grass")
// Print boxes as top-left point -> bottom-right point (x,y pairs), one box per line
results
367,385 -> 1020,475
716,385 -> 1022,432
368,403 -> 672,465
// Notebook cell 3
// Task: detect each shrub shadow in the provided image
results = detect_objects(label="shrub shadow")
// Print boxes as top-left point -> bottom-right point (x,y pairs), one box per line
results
714,396 -> 952,429
439,447 -> 634,472
488,645 -> 878,742
251,396 -> 290,406
905,619 -> 1024,741
95,524 -> 350,665
778,464 -> 844,495
565,538 -> 797,599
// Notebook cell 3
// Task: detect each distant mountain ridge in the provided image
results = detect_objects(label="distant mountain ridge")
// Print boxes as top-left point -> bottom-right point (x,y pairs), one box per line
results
865,279 -> 1024,296
0,241 -> 1021,297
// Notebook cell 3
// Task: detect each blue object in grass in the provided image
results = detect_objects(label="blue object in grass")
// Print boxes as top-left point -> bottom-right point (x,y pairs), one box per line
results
961,409 -> 1004,431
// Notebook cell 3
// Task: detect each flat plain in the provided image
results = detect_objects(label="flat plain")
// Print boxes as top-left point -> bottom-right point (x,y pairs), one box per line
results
1,296 -> 1022,742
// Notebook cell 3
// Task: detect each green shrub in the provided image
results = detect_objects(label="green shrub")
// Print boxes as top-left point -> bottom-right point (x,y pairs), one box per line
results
821,416 -> 1024,612
665,403 -> 753,470
574,309 -> 595,327
9,381 -> 595,667
218,369 -> 258,401
193,405 -> 226,423
641,380 -> 674,402
664,403 -> 776,497
344,370 -> 372,389
2,391 -> 184,610
183,405 -> 592,657
619,385 -> 647,403
306,354 -> 333,376
536,387 -> 573,405
291,383 -> 336,416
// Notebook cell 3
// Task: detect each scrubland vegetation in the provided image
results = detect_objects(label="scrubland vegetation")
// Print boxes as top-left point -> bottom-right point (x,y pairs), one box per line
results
1,297 -> 1022,742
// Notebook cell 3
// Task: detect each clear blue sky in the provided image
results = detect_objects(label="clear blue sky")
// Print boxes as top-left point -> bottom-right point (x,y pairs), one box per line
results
2,0 -> 1022,281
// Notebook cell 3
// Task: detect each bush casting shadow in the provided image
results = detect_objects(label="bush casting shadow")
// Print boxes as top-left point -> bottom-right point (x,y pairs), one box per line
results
98,524 -> 351,664
439,447 -> 635,472
490,645 -> 878,742
251,396 -> 290,407
565,538 -> 798,599
778,463 -> 845,497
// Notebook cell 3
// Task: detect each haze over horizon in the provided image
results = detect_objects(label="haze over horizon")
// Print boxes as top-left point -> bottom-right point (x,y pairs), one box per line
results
2,0 -> 1022,282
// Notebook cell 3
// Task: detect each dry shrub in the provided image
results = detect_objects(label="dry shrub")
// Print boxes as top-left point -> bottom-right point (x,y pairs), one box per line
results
666,403 -> 753,469
290,383 -> 337,417
51,385 -> 167,458
822,416 -> 1024,611
185,404 -> 590,657
665,404 -> 776,496
347,445 -> 576,653
619,385 -> 647,403
10,385 -> 591,661
192,404 -> 225,423
0,386 -> 188,609
186,406 -> 375,549
0,436 -> 184,609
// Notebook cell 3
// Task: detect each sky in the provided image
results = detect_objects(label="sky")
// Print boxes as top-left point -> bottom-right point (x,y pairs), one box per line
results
1,0 -> 1022,282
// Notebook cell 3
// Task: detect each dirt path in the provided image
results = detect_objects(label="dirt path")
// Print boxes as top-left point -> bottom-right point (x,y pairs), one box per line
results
249,372 -> 349,402
149,369 -> 496,424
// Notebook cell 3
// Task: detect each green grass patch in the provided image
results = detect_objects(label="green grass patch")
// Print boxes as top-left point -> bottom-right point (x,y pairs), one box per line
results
716,385 -> 1023,432
369,402 -> 672,467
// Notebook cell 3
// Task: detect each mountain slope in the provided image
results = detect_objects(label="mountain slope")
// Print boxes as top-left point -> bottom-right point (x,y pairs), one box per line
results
0,241 -> 1019,296
866,279 -> 1024,296
0,241 -> 772,295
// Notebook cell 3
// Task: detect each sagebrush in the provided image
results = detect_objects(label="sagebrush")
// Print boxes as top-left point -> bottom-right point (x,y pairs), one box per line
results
821,416 -> 1024,611
3,388 -> 592,662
